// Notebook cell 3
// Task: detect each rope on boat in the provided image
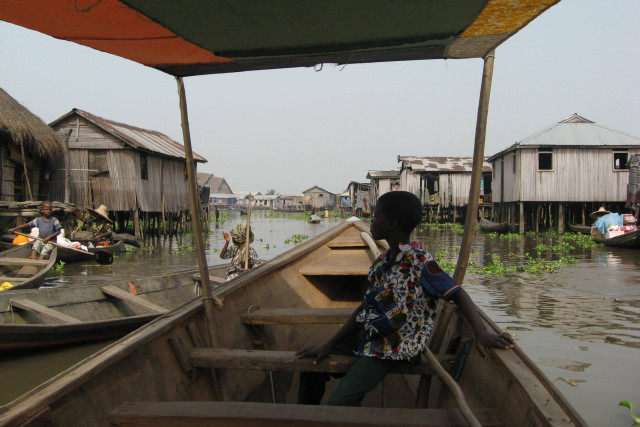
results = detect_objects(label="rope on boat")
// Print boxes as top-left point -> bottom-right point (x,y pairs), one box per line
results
246,304 -> 276,403
201,295 -> 223,308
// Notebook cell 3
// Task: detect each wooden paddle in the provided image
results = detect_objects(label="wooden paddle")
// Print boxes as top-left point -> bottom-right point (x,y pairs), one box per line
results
12,232 -> 114,265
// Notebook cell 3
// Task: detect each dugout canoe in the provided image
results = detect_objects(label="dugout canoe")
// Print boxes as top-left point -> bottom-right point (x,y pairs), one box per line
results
478,218 -> 511,233
0,220 -> 585,426
567,223 -> 592,235
0,264 -> 229,353
56,240 -> 125,263
0,243 -> 57,291
591,228 -> 640,249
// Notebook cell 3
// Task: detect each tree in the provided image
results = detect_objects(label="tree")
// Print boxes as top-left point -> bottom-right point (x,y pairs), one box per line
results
266,189 -> 277,195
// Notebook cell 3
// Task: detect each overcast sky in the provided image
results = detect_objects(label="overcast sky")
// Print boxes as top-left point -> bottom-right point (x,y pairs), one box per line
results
1,0 -> 638,195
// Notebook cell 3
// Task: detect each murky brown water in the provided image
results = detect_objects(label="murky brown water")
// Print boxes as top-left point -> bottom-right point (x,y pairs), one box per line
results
1,211 -> 638,426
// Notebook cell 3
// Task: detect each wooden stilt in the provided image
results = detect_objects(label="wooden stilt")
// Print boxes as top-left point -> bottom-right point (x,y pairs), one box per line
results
519,202 -> 525,234
558,203 -> 564,234
176,77 -> 226,401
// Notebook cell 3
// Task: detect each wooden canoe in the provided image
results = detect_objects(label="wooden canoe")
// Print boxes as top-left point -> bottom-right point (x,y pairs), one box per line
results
0,220 -> 586,426
0,243 -> 57,291
478,218 -> 511,233
0,264 -> 229,353
56,240 -> 125,263
591,228 -> 640,248
567,223 -> 592,235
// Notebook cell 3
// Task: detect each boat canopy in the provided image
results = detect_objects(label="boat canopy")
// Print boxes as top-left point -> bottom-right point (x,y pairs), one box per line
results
1,0 -> 558,76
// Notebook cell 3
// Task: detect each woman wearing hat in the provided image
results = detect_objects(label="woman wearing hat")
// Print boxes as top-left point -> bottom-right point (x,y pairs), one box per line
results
220,223 -> 261,280
71,205 -> 113,243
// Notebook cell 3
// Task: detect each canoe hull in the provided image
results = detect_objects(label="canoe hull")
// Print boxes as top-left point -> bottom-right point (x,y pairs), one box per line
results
478,218 -> 510,233
0,243 -> 57,291
0,264 -> 229,352
567,223 -> 592,235
57,240 -> 125,263
592,229 -> 640,248
0,221 -> 585,427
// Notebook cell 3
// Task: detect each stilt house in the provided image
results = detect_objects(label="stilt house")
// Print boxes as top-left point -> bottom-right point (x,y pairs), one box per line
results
198,173 -> 233,206
0,89 -> 63,202
488,114 -> 640,231
346,181 -> 371,217
366,170 -> 400,210
48,109 -> 207,215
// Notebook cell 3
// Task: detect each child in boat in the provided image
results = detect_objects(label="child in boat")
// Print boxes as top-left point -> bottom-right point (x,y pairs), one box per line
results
296,191 -> 515,406
220,223 -> 261,280
8,201 -> 62,260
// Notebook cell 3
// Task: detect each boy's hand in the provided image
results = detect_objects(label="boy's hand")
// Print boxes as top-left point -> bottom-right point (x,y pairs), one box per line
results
8,228 -> 15,234
295,343 -> 333,365
475,330 -> 515,360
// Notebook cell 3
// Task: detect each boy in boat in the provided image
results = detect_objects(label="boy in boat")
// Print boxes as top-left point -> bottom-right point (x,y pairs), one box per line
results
220,223 -> 261,280
296,191 -> 515,406
8,201 -> 62,260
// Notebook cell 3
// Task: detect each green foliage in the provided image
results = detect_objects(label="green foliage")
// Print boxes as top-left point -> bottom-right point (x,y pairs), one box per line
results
418,222 -> 463,233
142,245 -> 155,252
562,232 -> 600,249
498,232 -> 521,240
175,242 -> 196,254
261,243 -> 270,249
535,243 -> 549,255
551,242 -> 573,252
52,260 -> 66,273
284,234 -> 309,245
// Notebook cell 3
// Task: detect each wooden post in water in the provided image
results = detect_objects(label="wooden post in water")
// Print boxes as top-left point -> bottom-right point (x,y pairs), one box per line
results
176,77 -> 226,400
425,52 -> 495,389
61,129 -> 73,204
558,202 -> 564,234
519,202 -> 525,234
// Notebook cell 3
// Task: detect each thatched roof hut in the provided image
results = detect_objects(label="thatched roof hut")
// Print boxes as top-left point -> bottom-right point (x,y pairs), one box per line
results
0,89 -> 62,201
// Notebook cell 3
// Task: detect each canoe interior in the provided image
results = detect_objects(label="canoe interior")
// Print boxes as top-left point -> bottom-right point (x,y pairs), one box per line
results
0,221 -> 585,426
591,229 -> 640,248
0,264 -> 229,352
0,244 -> 57,291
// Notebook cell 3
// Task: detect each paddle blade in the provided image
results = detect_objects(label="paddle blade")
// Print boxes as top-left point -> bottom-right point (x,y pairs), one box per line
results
95,250 -> 114,265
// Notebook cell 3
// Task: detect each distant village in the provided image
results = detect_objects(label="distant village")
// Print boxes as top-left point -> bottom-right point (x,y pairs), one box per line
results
2,86 -> 639,235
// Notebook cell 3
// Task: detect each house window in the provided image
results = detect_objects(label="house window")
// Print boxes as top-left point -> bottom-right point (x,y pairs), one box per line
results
538,149 -> 553,171
614,151 -> 629,170
140,153 -> 148,180
512,154 -> 516,173
88,150 -> 109,177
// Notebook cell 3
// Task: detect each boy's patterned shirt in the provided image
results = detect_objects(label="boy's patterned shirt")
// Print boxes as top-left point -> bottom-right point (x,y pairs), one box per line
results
355,241 -> 461,361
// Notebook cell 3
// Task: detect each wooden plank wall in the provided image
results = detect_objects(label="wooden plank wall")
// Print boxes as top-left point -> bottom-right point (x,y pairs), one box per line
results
496,148 -> 640,202
135,154 -> 162,212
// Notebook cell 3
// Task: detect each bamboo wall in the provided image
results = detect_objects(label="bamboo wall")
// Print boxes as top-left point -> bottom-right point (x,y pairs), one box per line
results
493,147 -> 640,202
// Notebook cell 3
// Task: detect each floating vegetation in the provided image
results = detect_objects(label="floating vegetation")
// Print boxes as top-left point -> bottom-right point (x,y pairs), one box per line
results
52,260 -> 66,273
498,232 -> 521,240
418,222 -> 464,233
433,246 -> 460,274
261,243 -> 270,249
175,243 -> 196,254
562,232 -> 600,249
551,242 -> 572,252
535,243 -> 549,255
142,245 -> 155,252
285,234 -> 309,245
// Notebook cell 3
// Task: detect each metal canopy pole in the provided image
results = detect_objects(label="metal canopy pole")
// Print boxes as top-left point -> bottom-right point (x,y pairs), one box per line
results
428,51 -> 495,355
176,76 -> 226,400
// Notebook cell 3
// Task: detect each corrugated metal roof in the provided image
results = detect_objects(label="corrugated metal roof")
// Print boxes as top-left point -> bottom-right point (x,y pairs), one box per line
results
366,170 -> 400,179
488,114 -> 640,161
396,157 -> 491,173
74,109 -> 207,162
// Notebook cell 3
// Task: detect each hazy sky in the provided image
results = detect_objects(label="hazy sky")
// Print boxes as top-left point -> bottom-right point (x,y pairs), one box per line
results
1,0 -> 638,195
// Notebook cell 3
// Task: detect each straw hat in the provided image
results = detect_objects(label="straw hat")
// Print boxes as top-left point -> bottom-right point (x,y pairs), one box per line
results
589,207 -> 611,221
87,205 -> 113,223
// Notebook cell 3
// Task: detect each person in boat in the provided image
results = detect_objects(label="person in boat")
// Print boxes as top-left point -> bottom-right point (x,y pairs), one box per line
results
309,211 -> 319,222
71,205 -> 113,243
296,191 -> 515,406
8,201 -> 61,260
220,223 -> 261,280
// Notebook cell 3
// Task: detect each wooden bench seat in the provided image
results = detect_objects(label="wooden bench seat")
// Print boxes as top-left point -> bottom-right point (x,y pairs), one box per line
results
100,285 -> 167,314
240,307 -> 354,325
0,257 -> 50,266
108,401 -> 504,426
186,348 -> 439,376
300,250 -> 371,276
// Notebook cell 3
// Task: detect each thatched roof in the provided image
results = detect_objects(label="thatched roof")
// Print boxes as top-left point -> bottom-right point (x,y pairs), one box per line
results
0,88 -> 62,159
